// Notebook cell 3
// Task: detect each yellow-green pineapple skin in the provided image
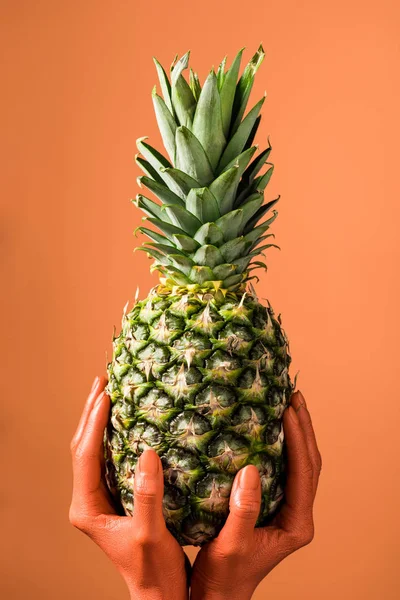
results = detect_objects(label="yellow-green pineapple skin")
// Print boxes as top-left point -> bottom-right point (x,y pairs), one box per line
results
105,289 -> 292,545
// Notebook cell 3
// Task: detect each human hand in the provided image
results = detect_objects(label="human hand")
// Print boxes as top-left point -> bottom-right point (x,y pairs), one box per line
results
190,390 -> 322,600
69,376 -> 190,600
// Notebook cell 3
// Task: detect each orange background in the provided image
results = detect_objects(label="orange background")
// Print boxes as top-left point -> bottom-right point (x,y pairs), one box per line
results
1,1 -> 400,599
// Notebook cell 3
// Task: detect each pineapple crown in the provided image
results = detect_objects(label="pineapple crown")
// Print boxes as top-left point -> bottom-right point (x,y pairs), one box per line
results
134,46 -> 280,293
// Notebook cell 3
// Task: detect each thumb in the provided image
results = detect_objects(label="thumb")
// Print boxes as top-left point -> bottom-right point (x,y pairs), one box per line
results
219,465 -> 261,547
132,449 -> 166,533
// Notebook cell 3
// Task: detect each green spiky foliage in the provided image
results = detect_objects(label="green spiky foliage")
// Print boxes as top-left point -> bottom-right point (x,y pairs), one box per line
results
105,47 -> 294,546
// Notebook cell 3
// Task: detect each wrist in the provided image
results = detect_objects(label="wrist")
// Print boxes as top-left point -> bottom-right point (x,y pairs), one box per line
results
128,584 -> 188,600
191,586 -> 253,600
129,588 -> 187,600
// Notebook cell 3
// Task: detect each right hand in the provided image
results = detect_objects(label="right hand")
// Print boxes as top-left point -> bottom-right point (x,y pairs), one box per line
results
190,390 -> 322,600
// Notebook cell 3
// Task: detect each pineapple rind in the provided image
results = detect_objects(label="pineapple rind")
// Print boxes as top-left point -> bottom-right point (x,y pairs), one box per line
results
105,289 -> 293,546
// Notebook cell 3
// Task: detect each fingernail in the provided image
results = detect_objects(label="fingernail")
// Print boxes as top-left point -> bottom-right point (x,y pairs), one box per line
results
139,450 -> 159,476
90,376 -> 100,393
288,405 -> 299,425
297,390 -> 307,408
291,390 -> 307,413
94,390 -> 105,408
239,466 -> 260,490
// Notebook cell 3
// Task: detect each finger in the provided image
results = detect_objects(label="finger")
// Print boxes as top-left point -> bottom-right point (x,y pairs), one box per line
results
218,465 -> 261,550
71,376 -> 107,449
71,389 -> 115,515
280,406 -> 314,528
132,449 -> 166,537
291,391 -> 322,498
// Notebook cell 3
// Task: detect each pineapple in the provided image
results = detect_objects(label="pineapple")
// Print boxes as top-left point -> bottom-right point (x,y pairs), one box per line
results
105,46 -> 294,546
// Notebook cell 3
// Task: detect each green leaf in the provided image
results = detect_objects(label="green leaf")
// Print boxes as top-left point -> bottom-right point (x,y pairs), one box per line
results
137,227 -> 175,246
220,48 -> 244,137
164,204 -> 203,235
153,57 -> 173,114
136,138 -> 172,186
152,88 -> 177,162
173,234 -> 200,252
139,176 -> 184,207
192,71 -> 226,171
213,263 -> 236,279
168,254 -> 194,276
218,145 -> 257,176
192,245 -> 224,269
248,243 -> 279,255
145,242 -> 186,257
210,147 -> 258,214
189,265 -> 215,284
242,141 -> 272,184
246,232 -> 275,251
219,237 -> 251,261
222,273 -> 244,288
240,192 -> 264,228
189,69 -> 202,102
217,96 -> 266,172
244,115 -> 262,151
136,246 -> 169,265
171,51 -> 190,85
170,54 -> 179,74
194,223 -> 224,246
146,217 -> 189,239
135,155 -> 165,185
236,164 -> 274,206
249,235 -> 278,253
135,194 -> 172,222
209,166 -> 239,214
216,55 -> 227,90
186,187 -> 220,223
232,256 -> 252,273
248,261 -> 268,272
171,52 -> 196,128
254,166 -> 274,192
230,44 -> 266,135
243,197 -> 280,233
175,126 -> 214,186
160,167 -> 200,199
243,208 -> 278,236
158,265 -> 192,286
244,225 -> 275,244
215,209 -> 244,241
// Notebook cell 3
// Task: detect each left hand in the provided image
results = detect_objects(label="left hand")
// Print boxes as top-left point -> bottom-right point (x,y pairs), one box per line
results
69,375 -> 190,600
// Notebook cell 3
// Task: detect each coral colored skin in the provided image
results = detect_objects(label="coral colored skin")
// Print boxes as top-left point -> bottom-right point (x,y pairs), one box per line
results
69,376 -> 189,600
70,378 -> 321,600
190,390 -> 322,600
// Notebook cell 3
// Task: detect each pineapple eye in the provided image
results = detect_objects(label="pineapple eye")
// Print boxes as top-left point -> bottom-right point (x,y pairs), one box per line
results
162,483 -> 188,511
237,367 -> 268,389
266,388 -> 282,406
218,323 -> 252,341
169,411 -> 212,436
173,331 -> 212,352
137,342 -> 171,363
231,404 -> 267,426
249,341 -> 270,360
207,432 -> 250,474
264,420 -> 282,445
205,350 -> 241,371
194,384 -> 237,409
196,473 -> 234,500
130,323 -> 150,340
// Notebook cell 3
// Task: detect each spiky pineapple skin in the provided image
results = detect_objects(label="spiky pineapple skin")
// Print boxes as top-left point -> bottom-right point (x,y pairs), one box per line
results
105,288 -> 293,546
